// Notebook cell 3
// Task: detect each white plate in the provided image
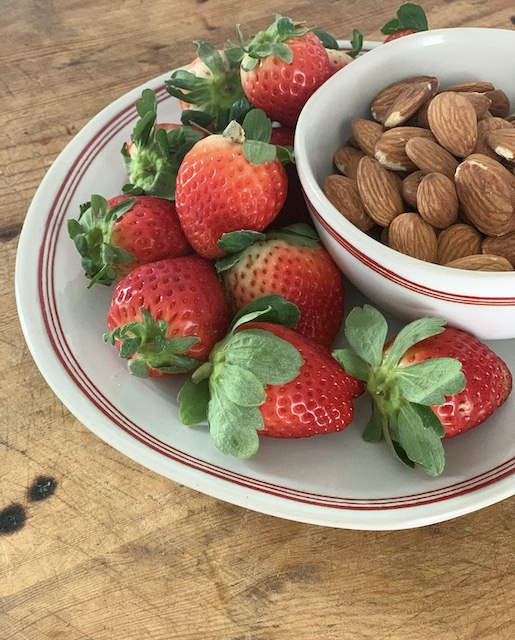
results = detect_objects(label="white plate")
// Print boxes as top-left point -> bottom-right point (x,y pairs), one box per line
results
15,43 -> 515,530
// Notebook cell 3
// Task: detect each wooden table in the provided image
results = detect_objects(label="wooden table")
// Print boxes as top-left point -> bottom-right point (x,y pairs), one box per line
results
3,1 -> 515,638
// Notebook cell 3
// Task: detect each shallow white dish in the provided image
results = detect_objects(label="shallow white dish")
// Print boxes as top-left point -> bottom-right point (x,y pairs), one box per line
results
15,43 -> 515,530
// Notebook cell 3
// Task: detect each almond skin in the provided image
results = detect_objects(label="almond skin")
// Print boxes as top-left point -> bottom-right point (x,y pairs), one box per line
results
442,81 -> 495,93
404,136 -> 459,180
383,80 -> 439,128
486,128 -> 515,161
454,153 -> 515,236
388,212 -> 438,262
351,118 -> 384,156
436,223 -> 484,265
323,174 -> 376,231
473,117 -> 513,158
417,172 -> 459,229
333,146 -> 366,180
485,89 -> 511,118
482,231 -> 515,267
371,75 -> 439,123
374,127 -> 435,172
401,170 -> 425,209
356,156 -> 405,227
427,91 -> 478,157
445,254 -> 514,271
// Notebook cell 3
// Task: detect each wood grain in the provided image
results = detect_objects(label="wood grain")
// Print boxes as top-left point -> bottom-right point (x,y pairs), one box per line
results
3,1 -> 515,638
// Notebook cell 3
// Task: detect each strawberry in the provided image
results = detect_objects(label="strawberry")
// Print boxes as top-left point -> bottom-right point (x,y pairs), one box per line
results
178,296 -> 364,458
334,306 -> 512,475
174,109 -> 289,259
383,29 -> 419,43
121,88 -> 204,199
104,255 -> 231,378
381,3 -> 428,43
216,224 -> 345,347
165,40 -> 246,131
391,326 -> 512,438
67,194 -> 193,287
312,27 -> 363,73
226,15 -> 332,128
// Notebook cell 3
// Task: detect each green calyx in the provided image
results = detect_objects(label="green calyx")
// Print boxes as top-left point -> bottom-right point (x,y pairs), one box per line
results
122,88 -> 204,199
215,223 -> 321,273
381,3 -> 428,35
103,307 -> 201,378
333,305 -> 465,476
67,194 -> 136,287
166,41 -> 245,132
222,108 -> 294,166
225,14 -> 310,72
178,295 -> 303,458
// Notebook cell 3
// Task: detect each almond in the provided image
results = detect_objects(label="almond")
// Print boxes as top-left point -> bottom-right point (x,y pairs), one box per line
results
427,91 -> 478,157
356,156 -> 405,227
473,116 -> 513,158
401,170 -> 425,208
442,81 -> 495,93
350,118 -> 384,156
486,128 -> 515,161
436,223 -> 483,264
333,146 -> 366,180
445,254 -> 514,271
374,126 -> 435,172
455,91 -> 493,118
383,80 -> 439,128
323,174 -> 376,231
484,89 -> 511,118
454,153 -> 515,236
370,75 -> 439,123
404,136 -> 459,179
416,172 -> 459,229
388,212 -> 438,262
482,231 -> 515,266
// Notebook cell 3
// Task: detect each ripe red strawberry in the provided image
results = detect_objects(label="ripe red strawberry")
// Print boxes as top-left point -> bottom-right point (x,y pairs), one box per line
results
226,15 -> 332,128
381,3 -> 428,44
104,255 -> 231,378
178,296 -> 364,457
393,326 -> 512,438
216,224 -> 345,347
175,109 -> 288,259
243,321 -> 364,438
165,41 -> 245,131
334,306 -> 512,475
67,194 -> 193,287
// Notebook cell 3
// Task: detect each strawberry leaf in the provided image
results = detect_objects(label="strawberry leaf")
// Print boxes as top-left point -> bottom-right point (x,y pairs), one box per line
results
381,3 -> 428,35
312,28 -> 339,50
348,29 -> 364,58
218,362 -> 267,406
343,305 -> 388,367
178,377 -> 210,425
362,407 -> 383,442
397,358 -> 465,405
395,403 -> 445,476
229,294 -> 300,331
207,386 -> 262,458
333,349 -> 371,382
223,329 -> 303,385
383,317 -> 445,369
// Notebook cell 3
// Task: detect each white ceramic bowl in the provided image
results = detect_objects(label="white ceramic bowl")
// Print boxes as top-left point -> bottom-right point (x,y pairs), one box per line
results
295,28 -> 515,340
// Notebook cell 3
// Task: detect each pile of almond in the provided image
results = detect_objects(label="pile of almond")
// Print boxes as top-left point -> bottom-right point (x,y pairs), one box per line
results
323,75 -> 515,271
